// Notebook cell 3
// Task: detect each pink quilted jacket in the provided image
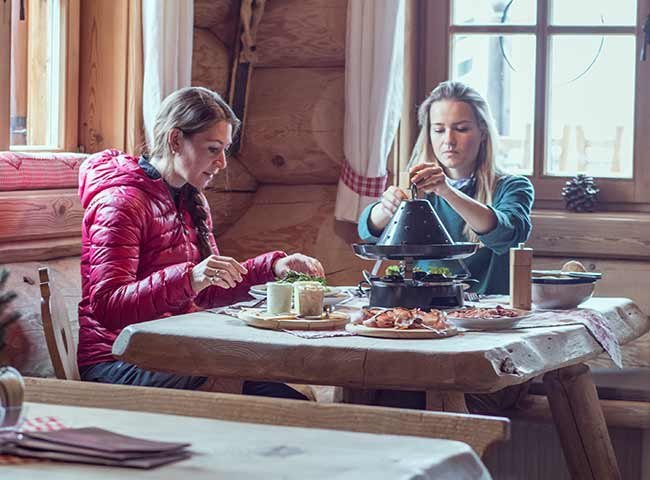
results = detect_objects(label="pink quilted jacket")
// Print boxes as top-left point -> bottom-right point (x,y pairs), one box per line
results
77,150 -> 284,367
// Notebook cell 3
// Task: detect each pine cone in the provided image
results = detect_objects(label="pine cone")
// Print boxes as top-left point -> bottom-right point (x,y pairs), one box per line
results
562,174 -> 600,212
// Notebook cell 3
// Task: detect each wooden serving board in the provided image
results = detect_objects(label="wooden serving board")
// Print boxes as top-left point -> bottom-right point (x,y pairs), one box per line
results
345,323 -> 458,339
238,308 -> 349,331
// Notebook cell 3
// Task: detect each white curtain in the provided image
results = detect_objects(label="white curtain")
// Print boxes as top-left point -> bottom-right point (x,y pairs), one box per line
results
142,0 -> 194,146
335,0 -> 405,222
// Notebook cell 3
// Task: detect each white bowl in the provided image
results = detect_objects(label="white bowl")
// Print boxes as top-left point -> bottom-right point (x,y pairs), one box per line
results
532,281 -> 595,309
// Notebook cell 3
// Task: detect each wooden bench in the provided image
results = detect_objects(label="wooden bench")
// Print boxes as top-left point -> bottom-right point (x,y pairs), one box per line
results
23,377 -> 510,458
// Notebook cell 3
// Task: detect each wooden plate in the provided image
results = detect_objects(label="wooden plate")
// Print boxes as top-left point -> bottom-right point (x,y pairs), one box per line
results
238,308 -> 349,331
345,323 -> 458,339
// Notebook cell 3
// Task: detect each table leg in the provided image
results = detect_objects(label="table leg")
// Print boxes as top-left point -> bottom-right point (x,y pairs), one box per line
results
543,363 -> 621,480
425,391 -> 468,413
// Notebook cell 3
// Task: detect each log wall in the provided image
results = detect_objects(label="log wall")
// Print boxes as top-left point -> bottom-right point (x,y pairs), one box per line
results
192,0 -> 366,284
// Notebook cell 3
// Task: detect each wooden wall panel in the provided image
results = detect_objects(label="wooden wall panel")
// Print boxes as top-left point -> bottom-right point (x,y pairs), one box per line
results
207,156 -> 258,192
204,190 -> 256,237
215,185 -> 368,286
192,28 -> 231,97
0,0 -> 9,150
195,0 -> 237,32
534,256 -> 650,369
530,210 -> 650,260
0,189 -> 82,242
78,0 -> 128,153
240,68 -> 344,184
256,0 -> 346,67
26,0 -> 49,146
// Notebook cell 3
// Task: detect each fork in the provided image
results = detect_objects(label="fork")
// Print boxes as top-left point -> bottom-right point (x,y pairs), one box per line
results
464,292 -> 480,303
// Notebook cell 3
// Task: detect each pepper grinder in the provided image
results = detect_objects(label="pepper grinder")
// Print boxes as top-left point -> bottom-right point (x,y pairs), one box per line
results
510,242 -> 533,310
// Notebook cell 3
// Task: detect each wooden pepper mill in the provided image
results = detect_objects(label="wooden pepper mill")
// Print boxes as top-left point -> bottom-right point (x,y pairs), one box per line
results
510,242 -> 533,310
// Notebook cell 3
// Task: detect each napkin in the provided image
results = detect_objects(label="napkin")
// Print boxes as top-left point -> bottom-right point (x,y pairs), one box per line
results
0,427 -> 192,469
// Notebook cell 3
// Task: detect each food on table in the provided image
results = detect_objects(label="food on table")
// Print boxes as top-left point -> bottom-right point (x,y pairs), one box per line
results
385,265 -> 401,277
355,307 -> 450,330
294,283 -> 325,317
561,260 -> 586,273
447,305 -> 522,319
279,271 -> 327,286
266,281 -> 293,314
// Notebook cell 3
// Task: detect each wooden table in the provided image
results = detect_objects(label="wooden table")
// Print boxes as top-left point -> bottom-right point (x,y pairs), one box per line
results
3,402 -> 492,479
113,297 -> 649,480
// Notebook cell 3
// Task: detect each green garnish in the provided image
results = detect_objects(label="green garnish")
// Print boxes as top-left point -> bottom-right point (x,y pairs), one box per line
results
426,266 -> 452,276
385,265 -> 401,276
279,271 -> 327,286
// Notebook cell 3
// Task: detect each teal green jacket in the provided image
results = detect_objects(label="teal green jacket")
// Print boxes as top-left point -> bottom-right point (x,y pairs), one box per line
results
357,175 -> 534,294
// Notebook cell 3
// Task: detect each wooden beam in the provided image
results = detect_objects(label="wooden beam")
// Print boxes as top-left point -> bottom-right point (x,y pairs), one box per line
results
0,189 -> 82,242
511,394 -> 650,430
240,68 -> 344,184
0,236 -> 81,263
530,209 -> 650,259
23,377 -> 510,458
62,0 -> 80,152
0,0 -> 11,150
192,28 -> 231,97
255,0 -> 346,68
78,0 -> 129,153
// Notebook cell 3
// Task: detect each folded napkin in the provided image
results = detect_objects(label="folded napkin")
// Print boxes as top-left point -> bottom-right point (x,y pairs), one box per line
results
0,427 -> 192,469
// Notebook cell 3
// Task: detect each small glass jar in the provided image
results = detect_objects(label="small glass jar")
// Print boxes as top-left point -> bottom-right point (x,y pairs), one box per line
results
294,283 -> 325,317
266,281 -> 293,314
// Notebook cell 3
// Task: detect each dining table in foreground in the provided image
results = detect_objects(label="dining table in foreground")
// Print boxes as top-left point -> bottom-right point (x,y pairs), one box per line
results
2,402 -> 491,480
113,296 -> 649,480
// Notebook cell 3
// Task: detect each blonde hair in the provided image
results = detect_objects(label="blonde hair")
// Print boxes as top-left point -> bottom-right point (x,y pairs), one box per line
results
148,87 -> 240,260
408,81 -> 502,242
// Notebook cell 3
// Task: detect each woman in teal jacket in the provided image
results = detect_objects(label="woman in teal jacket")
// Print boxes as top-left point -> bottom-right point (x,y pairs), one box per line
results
358,81 -> 534,294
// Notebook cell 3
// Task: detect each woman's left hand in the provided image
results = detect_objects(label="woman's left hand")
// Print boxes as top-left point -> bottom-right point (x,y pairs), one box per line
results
409,164 -> 451,197
273,253 -> 325,279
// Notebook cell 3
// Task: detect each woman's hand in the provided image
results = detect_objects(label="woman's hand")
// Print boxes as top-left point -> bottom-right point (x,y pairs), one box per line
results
368,186 -> 409,233
410,164 -> 451,197
191,255 -> 248,293
273,253 -> 325,279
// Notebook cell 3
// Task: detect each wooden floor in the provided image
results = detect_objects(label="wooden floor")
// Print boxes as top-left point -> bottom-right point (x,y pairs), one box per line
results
484,419 -> 648,480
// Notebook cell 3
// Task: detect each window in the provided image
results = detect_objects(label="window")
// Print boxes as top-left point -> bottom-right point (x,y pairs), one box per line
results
1,0 -> 79,152
425,0 -> 650,206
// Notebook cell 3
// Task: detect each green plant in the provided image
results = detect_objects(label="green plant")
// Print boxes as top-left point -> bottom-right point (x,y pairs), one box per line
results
0,268 -> 20,356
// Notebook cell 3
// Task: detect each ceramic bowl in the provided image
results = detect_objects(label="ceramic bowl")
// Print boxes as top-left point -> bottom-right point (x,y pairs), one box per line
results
531,279 -> 596,309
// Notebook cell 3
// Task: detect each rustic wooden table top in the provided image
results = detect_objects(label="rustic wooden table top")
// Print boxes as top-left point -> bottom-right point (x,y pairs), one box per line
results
3,402 -> 492,480
113,297 -> 649,393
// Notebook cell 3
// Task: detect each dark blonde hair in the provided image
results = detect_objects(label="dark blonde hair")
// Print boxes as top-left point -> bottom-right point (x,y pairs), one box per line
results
409,81 -> 502,242
149,87 -> 240,260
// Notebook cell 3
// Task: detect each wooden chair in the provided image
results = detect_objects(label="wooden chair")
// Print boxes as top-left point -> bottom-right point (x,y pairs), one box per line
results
37,266 -> 317,399
38,267 -> 80,380
23,377 -> 511,458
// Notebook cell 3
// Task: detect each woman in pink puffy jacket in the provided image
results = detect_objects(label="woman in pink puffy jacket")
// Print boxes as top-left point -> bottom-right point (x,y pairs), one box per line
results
77,86 -> 323,399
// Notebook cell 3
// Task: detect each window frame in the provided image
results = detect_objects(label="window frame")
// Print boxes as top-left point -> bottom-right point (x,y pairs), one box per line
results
424,0 -> 650,208
0,0 -> 80,153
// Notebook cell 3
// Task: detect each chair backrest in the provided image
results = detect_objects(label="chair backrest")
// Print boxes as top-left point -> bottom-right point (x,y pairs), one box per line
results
38,267 -> 80,380
576,125 -> 624,173
24,377 -> 510,457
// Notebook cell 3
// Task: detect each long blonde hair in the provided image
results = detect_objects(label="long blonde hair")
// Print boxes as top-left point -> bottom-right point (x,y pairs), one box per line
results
148,87 -> 240,260
408,81 -> 502,242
